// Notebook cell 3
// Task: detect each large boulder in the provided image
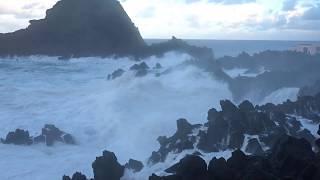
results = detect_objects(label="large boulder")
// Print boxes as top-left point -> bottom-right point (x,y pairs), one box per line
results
165,155 -> 207,180
92,150 -> 124,180
0,0 -> 146,57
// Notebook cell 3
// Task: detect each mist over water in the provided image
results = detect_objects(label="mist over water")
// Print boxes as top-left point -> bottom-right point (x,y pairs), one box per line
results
0,53 -> 233,180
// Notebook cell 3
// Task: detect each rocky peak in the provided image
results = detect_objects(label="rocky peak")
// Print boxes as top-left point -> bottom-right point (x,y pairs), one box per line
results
0,0 -> 146,57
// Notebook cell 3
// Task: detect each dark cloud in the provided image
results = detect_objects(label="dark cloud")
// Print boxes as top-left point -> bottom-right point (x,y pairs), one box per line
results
185,0 -> 256,4
282,0 -> 298,11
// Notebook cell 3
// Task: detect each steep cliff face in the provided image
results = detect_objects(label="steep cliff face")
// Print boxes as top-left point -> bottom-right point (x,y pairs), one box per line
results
0,0 -> 146,57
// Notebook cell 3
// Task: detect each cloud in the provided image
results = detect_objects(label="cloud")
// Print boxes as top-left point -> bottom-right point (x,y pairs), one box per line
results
303,4 -> 320,20
282,0 -> 298,11
0,0 -> 319,40
185,0 -> 256,4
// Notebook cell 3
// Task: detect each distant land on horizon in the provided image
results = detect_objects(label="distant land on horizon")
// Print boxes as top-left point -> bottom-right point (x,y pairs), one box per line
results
146,39 -> 320,58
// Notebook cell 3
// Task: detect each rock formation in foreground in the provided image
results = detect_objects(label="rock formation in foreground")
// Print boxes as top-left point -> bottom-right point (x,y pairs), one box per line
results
63,93 -> 320,180
150,135 -> 320,180
149,93 -> 320,165
0,0 -> 146,57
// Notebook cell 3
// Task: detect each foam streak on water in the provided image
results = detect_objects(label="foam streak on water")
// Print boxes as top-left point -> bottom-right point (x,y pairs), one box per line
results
0,53 -> 232,180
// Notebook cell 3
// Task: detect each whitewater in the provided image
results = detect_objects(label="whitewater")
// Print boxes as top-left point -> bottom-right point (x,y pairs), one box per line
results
0,52 -> 303,179
0,53 -> 234,180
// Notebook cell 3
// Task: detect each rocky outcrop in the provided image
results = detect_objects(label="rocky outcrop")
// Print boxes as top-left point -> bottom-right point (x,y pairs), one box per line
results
63,172 -> 88,180
124,159 -> 144,172
149,119 -> 200,164
258,93 -> 320,123
0,0 -> 146,58
130,62 -> 150,77
220,51 -> 320,101
149,94 -> 319,164
164,155 -> 207,180
92,151 -> 124,180
151,136 -> 320,180
1,124 -> 75,146
64,150 -> 125,180
1,129 -> 33,145
107,69 -> 125,80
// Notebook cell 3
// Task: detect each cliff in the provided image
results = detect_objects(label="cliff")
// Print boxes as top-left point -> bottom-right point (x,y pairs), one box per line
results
0,0 -> 146,57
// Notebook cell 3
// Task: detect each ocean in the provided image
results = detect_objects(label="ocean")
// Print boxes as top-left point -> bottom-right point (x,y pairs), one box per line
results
146,39 -> 318,57
0,40 -> 315,180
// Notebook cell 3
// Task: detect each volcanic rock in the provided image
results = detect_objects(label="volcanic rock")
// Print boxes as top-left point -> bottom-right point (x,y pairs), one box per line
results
0,0 -> 146,57
92,150 -> 124,180
125,159 -> 144,172
1,129 -> 33,145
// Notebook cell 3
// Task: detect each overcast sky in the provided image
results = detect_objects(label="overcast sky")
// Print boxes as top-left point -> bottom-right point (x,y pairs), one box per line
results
0,0 -> 319,40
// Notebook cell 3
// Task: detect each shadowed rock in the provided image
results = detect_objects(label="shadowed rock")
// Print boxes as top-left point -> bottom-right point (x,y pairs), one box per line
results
0,0 -> 146,58
245,138 -> 264,155
165,155 -> 207,180
130,62 -> 150,77
125,159 -> 144,172
34,124 -> 75,146
92,150 -> 124,180
63,172 -> 87,180
1,129 -> 33,145
107,69 -> 125,80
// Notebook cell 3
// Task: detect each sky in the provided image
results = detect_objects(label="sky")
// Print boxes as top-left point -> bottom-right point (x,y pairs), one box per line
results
0,0 -> 319,40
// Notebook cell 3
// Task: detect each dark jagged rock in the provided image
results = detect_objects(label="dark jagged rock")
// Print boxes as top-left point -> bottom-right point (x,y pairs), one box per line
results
1,124 -> 75,146
238,100 -> 255,112
129,62 -> 150,77
92,150 -> 124,180
144,36 -> 214,61
149,174 -> 182,180
270,136 -> 316,178
152,135 -> 320,180
62,172 -> 88,180
34,124 -> 75,146
124,159 -> 144,172
149,96 -> 319,164
245,138 -> 264,156
208,157 -> 234,180
1,129 -> 33,145
258,93 -> 320,123
0,0 -> 146,58
107,69 -> 125,80
149,119 -> 200,164
218,51 -> 320,101
165,155 -> 207,180
227,149 -> 249,171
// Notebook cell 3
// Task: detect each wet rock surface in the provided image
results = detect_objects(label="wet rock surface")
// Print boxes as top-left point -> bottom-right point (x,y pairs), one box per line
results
1,129 -> 33,145
92,151 -> 125,180
149,94 -> 319,164
151,136 -> 320,180
107,69 -> 125,80
124,159 -> 144,172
